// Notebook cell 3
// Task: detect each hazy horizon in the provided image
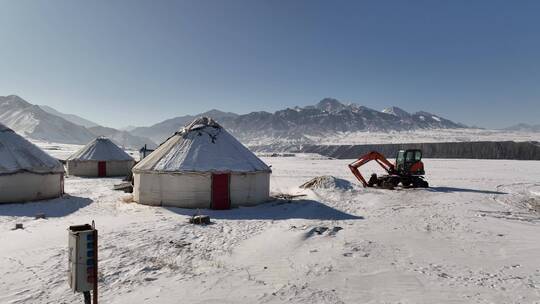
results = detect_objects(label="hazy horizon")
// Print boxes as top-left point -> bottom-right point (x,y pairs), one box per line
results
1,1 -> 539,129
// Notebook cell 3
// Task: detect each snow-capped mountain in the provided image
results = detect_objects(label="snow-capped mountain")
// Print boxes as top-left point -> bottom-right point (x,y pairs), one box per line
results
130,98 -> 466,145
130,109 -> 239,143
304,98 -> 351,113
0,95 -> 96,144
220,99 -> 464,144
38,104 -> 157,148
87,126 -> 157,149
382,106 -> 411,119
0,95 -> 156,148
1,95 -> 466,147
39,104 -> 99,128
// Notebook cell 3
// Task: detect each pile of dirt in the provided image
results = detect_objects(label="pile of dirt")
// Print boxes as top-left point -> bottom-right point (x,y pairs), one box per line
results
528,186 -> 540,212
525,198 -> 540,212
299,175 -> 353,190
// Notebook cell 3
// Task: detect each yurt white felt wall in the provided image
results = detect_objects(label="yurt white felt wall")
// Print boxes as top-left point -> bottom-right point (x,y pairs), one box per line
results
66,137 -> 135,177
0,123 -> 64,203
133,117 -> 271,209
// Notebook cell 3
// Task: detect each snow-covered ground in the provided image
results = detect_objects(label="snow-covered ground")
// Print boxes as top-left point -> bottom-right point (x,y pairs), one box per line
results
1,155 -> 540,303
308,129 -> 540,145
242,129 -> 540,150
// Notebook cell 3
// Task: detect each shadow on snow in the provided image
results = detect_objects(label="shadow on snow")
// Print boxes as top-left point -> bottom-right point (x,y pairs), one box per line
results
164,199 -> 363,221
0,195 -> 93,217
427,186 -> 507,195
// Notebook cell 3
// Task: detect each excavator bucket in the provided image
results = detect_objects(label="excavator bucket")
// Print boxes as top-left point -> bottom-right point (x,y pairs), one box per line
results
348,151 -> 394,187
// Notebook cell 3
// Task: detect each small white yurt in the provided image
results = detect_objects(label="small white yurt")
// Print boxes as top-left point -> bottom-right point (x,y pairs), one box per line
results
0,123 -> 64,203
66,137 -> 135,177
133,117 -> 271,209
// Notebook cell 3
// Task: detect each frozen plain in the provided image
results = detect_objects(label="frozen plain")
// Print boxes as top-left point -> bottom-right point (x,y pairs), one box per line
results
0,150 -> 539,303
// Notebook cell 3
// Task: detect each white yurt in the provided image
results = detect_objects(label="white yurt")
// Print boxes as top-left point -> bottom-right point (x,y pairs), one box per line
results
133,117 -> 271,209
0,123 -> 64,203
66,137 -> 135,177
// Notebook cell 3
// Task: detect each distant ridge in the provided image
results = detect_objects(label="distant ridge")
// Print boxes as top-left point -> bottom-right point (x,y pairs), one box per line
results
130,98 -> 466,144
504,123 -> 540,132
1,95 -> 472,147
0,95 -> 155,148
39,105 -> 99,128
0,95 -> 96,144
130,109 -> 239,143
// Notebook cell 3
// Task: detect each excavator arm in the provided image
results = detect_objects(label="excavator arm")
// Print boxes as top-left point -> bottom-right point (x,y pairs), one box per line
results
348,151 -> 395,187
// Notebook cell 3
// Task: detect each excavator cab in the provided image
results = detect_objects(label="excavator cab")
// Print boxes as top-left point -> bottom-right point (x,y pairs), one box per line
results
395,149 -> 424,176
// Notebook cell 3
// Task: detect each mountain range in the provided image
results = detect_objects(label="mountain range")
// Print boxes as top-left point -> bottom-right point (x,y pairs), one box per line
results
130,109 -> 239,143
129,98 -> 466,144
0,95 -> 156,149
1,95 -> 474,148
0,95 -> 98,144
38,104 -> 99,128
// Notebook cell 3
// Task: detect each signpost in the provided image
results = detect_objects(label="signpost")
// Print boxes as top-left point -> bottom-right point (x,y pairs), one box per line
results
68,221 -> 98,304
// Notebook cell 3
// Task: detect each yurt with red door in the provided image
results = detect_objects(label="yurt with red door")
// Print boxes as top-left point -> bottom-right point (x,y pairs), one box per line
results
0,123 -> 64,203
66,137 -> 135,177
132,117 -> 271,209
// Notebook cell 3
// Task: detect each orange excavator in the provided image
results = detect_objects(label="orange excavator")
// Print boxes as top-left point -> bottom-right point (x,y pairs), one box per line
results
348,149 -> 429,189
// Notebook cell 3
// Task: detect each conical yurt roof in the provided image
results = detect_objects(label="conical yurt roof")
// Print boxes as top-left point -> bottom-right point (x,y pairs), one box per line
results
0,123 -> 64,175
67,137 -> 133,161
133,117 -> 270,173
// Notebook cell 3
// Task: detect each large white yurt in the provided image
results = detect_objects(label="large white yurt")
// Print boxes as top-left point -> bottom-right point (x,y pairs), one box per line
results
66,137 -> 135,177
132,117 -> 271,209
0,123 -> 64,203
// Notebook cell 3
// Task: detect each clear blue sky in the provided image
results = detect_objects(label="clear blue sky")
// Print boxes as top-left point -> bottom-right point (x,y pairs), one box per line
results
0,0 -> 538,129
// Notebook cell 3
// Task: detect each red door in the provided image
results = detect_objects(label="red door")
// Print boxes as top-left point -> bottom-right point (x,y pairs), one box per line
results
211,173 -> 230,210
98,161 -> 107,177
